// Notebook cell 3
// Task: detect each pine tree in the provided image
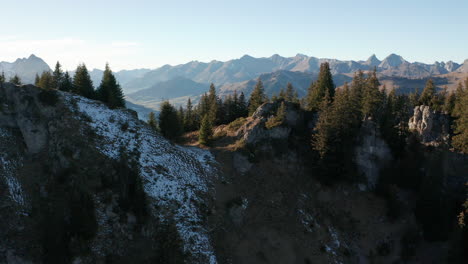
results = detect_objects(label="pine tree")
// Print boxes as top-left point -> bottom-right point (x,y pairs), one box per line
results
452,82 -> 468,153
312,84 -> 361,181
419,79 -> 436,107
61,72 -> 73,92
34,73 -> 40,86
238,92 -> 248,117
73,64 -> 95,99
248,78 -> 267,115
278,88 -> 286,100
444,91 -> 456,115
158,101 -> 182,140
9,74 -> 22,85
184,98 -> 196,131
207,83 -> 220,124
96,63 -> 125,108
37,71 -> 54,89
198,114 -> 213,145
285,82 -> 299,103
0,72 -> 4,88
306,62 -> 335,112
147,112 -> 158,131
52,61 -> 64,90
361,68 -> 384,118
409,88 -> 420,107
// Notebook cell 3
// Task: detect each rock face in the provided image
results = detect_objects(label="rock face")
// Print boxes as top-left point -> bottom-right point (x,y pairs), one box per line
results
235,101 -> 304,146
354,119 -> 392,189
0,83 -> 218,263
408,105 -> 450,145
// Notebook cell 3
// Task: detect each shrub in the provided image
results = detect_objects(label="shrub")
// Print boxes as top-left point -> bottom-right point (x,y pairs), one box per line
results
227,117 -> 246,131
265,102 -> 286,129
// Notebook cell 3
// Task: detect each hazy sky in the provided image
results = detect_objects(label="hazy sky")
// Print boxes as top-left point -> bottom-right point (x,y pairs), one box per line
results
1,0 -> 467,70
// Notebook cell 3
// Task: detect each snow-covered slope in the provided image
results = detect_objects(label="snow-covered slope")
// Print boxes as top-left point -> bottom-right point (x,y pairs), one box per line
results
64,95 -> 218,263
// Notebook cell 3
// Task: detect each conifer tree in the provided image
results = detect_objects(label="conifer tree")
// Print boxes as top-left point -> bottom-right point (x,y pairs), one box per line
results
207,83 -> 220,123
184,98 -> 197,131
361,68 -> 383,118
444,91 -> 456,115
52,61 -> 64,90
271,93 -> 279,102
38,71 -> 54,89
158,101 -> 182,140
248,78 -> 267,115
0,72 -> 4,88
278,88 -> 286,100
238,92 -> 248,117
409,88 -> 420,107
147,112 -> 158,131
419,79 -> 436,107
452,82 -> 468,153
177,106 -> 185,132
96,63 -> 125,108
285,82 -> 299,103
197,93 -> 211,120
61,72 -> 73,92
9,74 -> 22,85
72,64 -> 95,99
34,73 -> 40,86
306,62 -> 335,111
312,84 -> 361,180
198,114 -> 213,145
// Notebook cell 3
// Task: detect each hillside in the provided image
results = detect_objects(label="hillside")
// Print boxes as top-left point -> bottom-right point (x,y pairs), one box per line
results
0,83 -> 467,263
0,83 -> 218,263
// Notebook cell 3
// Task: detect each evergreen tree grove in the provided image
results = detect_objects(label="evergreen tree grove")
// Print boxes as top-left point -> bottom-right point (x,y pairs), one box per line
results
312,82 -> 362,181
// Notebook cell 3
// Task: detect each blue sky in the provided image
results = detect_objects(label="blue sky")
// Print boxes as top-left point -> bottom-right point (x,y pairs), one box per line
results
1,0 -> 467,70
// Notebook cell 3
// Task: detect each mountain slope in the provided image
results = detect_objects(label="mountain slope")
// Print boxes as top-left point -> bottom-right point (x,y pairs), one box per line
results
126,77 -> 208,102
0,83 -> 218,263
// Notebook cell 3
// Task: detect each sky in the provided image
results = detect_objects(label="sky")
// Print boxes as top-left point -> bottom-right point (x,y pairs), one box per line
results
0,0 -> 467,71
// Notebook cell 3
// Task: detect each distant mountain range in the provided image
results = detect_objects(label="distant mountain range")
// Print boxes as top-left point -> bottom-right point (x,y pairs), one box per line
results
2,54 -> 467,116
123,53 -> 468,91
0,55 -> 51,84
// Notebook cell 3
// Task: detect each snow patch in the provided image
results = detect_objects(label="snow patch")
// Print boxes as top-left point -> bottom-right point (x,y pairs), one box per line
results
0,128 -> 25,207
65,95 -> 218,263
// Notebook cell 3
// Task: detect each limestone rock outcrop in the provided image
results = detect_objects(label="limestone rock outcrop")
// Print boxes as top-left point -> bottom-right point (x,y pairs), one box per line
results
408,105 -> 450,146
